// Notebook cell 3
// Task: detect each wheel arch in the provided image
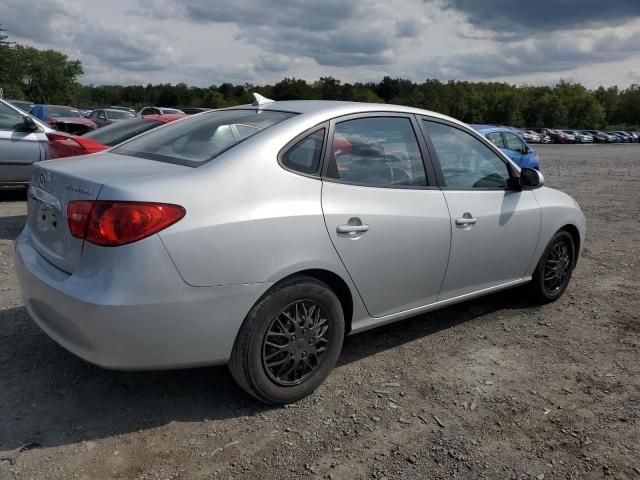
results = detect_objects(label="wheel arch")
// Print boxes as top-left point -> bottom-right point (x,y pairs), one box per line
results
559,223 -> 581,267
264,269 -> 355,335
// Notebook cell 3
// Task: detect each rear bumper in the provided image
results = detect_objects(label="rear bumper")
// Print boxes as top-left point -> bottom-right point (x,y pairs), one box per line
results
15,228 -> 271,370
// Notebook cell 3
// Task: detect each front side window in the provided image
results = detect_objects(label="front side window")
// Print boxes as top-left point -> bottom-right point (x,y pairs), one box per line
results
0,103 -> 25,130
281,129 -> 325,175
486,132 -> 505,148
422,120 -> 511,189
326,117 -> 427,187
113,109 -> 295,166
504,132 -> 525,152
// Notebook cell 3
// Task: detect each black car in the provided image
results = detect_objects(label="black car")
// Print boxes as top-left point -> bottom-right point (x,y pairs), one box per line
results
180,107 -> 212,115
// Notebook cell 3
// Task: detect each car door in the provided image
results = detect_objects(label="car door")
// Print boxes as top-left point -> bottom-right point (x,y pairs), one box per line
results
420,119 -> 541,300
321,114 -> 451,317
91,110 -> 106,127
0,102 -> 45,184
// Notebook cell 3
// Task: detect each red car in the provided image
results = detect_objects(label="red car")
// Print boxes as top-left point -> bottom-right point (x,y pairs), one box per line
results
46,114 -> 185,159
39,105 -> 98,135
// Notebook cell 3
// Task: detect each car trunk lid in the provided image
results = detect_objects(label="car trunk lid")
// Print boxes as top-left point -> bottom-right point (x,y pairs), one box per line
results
27,153 -> 188,273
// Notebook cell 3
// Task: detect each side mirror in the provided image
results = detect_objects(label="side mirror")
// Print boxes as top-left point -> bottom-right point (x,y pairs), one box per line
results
18,115 -> 38,132
520,167 -> 544,189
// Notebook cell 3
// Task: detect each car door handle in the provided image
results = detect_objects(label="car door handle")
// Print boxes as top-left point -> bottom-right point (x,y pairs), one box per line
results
337,224 -> 370,234
455,216 -> 477,226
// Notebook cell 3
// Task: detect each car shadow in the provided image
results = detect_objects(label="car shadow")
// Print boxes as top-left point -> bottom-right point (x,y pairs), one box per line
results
0,288 -> 536,452
0,215 -> 27,240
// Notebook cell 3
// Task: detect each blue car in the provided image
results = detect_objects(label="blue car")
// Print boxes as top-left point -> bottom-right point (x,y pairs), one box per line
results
609,131 -> 632,143
471,125 -> 540,169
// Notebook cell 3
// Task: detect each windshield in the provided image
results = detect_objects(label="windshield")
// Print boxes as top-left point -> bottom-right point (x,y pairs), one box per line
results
112,109 -> 296,166
48,106 -> 83,118
108,110 -> 135,119
162,108 -> 184,114
84,118 -> 162,146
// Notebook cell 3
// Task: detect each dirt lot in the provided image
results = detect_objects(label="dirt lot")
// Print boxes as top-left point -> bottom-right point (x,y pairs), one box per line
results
0,144 -> 639,480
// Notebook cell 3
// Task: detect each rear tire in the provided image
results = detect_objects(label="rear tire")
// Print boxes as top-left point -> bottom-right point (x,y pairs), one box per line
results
228,276 -> 344,404
526,231 -> 575,304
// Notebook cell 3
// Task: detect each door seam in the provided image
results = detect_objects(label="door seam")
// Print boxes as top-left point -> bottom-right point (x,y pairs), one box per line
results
436,189 -> 454,301
319,180 -> 374,318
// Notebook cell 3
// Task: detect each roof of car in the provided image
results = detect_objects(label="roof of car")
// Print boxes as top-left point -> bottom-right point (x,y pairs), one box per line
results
227,100 -> 455,122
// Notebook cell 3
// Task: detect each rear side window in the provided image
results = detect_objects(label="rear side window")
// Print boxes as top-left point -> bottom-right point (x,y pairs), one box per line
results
485,132 -> 505,148
281,129 -> 325,175
113,109 -> 295,166
326,117 -> 427,187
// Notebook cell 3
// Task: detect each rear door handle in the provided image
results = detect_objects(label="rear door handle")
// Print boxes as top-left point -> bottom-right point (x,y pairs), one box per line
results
337,224 -> 370,234
455,216 -> 477,226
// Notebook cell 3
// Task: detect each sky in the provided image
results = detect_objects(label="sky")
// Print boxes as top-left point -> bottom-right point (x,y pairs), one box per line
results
2,0 -> 640,88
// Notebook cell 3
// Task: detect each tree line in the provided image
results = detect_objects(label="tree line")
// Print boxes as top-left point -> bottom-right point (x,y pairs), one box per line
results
1,26 -> 638,129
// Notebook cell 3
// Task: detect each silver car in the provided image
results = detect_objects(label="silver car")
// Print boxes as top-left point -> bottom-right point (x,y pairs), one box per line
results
0,99 -> 54,186
15,96 -> 586,404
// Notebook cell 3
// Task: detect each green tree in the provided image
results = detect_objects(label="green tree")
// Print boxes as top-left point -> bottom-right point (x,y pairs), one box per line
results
11,45 -> 83,103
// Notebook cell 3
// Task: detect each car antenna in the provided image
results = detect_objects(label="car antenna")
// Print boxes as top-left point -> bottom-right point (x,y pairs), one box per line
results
252,93 -> 275,108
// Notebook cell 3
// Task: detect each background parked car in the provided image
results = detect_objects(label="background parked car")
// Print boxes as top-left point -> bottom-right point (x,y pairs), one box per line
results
137,106 -> 185,116
526,128 -> 551,143
473,125 -> 540,169
609,131 -> 632,143
517,129 -> 541,143
82,114 -> 185,147
7,99 -> 35,114
580,130 -> 613,143
0,99 -> 105,186
31,104 -> 98,135
88,108 -> 136,127
542,128 -> 573,143
563,130 -> 593,143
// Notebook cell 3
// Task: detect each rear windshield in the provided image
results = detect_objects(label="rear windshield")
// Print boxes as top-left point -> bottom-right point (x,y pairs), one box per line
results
162,108 -> 184,114
108,110 -> 135,119
84,118 -> 162,146
112,109 -> 296,166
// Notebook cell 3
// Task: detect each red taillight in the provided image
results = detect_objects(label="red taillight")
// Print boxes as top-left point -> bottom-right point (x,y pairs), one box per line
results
47,132 -> 107,159
67,201 -> 185,247
67,201 -> 94,238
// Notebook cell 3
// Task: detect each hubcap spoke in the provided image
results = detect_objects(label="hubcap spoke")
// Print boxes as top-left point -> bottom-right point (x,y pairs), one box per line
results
262,299 -> 332,386
543,239 -> 571,294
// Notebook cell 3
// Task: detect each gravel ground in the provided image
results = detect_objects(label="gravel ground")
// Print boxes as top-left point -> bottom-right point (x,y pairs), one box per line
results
0,144 -> 639,480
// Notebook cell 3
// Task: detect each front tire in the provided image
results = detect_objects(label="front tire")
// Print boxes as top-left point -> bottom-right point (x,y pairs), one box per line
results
228,276 -> 344,404
526,231 -> 575,304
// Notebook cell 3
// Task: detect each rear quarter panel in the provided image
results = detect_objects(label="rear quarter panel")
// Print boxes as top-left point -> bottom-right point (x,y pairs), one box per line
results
96,119 -> 364,300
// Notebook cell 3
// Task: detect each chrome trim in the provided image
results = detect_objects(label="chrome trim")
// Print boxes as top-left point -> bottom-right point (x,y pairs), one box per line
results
30,186 -> 62,211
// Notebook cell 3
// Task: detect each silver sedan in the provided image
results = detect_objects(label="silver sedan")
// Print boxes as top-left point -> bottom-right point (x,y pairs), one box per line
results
15,95 -> 586,404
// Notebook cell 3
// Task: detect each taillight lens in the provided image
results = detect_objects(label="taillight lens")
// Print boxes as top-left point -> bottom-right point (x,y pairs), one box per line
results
67,201 -> 185,247
47,132 -> 107,159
